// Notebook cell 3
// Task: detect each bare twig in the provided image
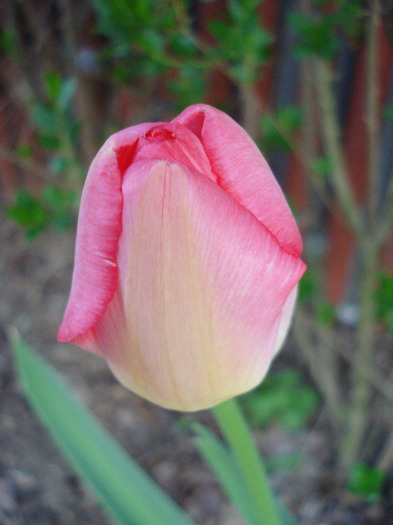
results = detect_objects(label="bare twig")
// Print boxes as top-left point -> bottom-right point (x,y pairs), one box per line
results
238,83 -> 263,140
377,427 -> 393,470
293,313 -> 345,438
0,146 -> 51,180
377,171 -> 393,242
341,238 -> 379,465
295,309 -> 393,403
315,60 -> 363,234
366,0 -> 380,230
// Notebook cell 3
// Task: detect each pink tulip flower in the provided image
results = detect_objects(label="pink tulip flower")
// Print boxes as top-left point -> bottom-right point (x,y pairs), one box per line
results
58,104 -> 306,411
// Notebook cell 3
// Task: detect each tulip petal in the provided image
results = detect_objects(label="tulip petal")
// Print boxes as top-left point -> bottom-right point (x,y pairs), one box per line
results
134,123 -> 216,182
91,160 -> 306,410
173,104 -> 302,256
273,285 -> 298,357
58,123 -> 156,347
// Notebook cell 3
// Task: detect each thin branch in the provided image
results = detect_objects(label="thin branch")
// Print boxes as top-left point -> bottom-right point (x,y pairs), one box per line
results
295,308 -> 393,404
293,312 -> 345,437
0,146 -> 51,180
377,171 -> 393,242
366,0 -> 380,230
377,427 -> 393,470
253,96 -> 333,209
315,59 -> 363,235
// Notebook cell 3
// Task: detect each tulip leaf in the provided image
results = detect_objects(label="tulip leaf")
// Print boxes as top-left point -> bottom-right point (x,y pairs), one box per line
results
11,331 -> 195,525
193,423 -> 299,525
193,422 -> 260,525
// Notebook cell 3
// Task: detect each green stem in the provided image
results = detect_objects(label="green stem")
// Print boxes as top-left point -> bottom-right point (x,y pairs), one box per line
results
212,398 -> 280,525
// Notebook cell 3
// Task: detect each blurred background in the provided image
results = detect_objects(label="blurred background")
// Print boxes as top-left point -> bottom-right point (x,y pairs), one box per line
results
1,0 -> 393,523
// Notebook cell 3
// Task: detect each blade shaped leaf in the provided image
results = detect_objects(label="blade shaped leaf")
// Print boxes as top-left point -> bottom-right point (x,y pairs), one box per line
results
193,422 -> 259,525
193,422 -> 299,525
11,331 -> 195,525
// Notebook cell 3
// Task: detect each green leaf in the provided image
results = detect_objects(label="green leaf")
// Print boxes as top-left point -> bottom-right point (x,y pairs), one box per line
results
346,463 -> 386,501
384,105 -> 393,124
168,66 -> 206,110
0,30 -> 16,54
193,423 -> 299,525
48,155 -> 70,175
385,309 -> 393,333
260,106 -> 303,154
288,11 -> 338,60
193,423 -> 259,525
10,333 -> 196,525
311,156 -> 331,179
298,270 -> 316,303
45,71 -> 63,102
33,104 -> 58,134
375,272 -> 393,333
58,78 -> 77,111
243,369 -> 319,431
42,185 -> 76,231
17,143 -> 33,159
38,134 -> 60,151
5,190 -> 50,239
261,116 -> 291,152
278,105 -> 303,131
169,34 -> 199,59
316,303 -> 336,326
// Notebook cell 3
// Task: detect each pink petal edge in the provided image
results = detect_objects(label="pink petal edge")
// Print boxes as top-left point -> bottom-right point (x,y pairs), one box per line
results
173,104 -> 303,257
57,123 -> 156,348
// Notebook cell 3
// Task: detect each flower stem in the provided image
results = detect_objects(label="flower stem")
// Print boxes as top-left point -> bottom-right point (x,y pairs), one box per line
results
212,398 -> 280,525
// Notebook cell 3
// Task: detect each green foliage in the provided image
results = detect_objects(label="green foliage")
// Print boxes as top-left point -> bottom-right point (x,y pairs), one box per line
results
6,70 -> 81,239
93,0 -> 273,89
209,1 -> 273,84
0,30 -> 16,54
193,422 -> 261,525
193,421 -> 299,525
347,463 -> 386,501
375,272 -> 393,333
243,368 -> 319,431
46,73 -> 77,111
5,190 -> 51,240
384,105 -> 393,124
316,303 -> 336,327
33,72 -> 79,154
288,12 -> 338,60
288,1 -> 363,61
16,143 -> 33,160
311,156 -> 331,179
5,186 -> 76,240
93,0 -> 181,76
168,65 -> 206,111
42,186 -> 76,230
260,105 -> 303,153
298,266 -> 316,303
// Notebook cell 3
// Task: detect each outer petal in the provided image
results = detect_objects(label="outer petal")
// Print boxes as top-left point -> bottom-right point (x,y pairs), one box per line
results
173,104 -> 302,256
273,285 -> 298,357
134,123 -> 216,182
91,160 -> 306,411
58,122 -> 157,349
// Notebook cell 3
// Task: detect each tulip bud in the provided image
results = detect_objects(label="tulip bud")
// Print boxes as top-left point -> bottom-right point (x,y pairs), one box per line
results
58,104 -> 306,411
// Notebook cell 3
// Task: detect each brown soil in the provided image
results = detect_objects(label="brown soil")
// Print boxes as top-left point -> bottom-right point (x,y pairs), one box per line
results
0,218 -> 391,524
